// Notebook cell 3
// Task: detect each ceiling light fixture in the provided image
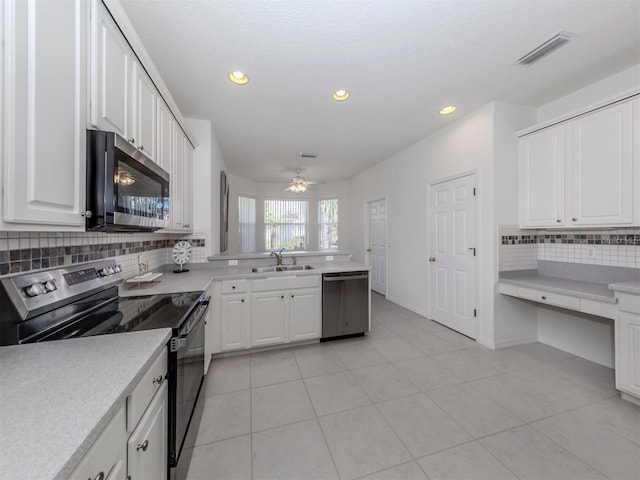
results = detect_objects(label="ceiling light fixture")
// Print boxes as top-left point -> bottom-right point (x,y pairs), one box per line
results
332,89 -> 350,101
228,71 -> 249,85
439,105 -> 457,115
285,169 -> 312,193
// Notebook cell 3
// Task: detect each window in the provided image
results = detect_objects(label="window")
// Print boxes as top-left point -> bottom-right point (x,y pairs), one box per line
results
238,195 -> 256,252
264,199 -> 308,250
318,198 -> 338,250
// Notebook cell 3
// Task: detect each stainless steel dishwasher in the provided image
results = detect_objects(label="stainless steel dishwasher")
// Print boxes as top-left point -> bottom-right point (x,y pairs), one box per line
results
322,271 -> 369,339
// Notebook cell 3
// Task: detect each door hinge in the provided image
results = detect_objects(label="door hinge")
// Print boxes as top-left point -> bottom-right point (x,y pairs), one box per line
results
473,187 -> 476,196
473,308 -> 477,317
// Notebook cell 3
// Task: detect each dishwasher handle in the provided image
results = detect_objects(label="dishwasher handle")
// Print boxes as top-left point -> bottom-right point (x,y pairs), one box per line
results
323,274 -> 369,282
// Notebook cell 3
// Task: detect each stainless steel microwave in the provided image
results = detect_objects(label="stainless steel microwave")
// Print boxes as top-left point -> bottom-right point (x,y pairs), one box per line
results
86,130 -> 170,232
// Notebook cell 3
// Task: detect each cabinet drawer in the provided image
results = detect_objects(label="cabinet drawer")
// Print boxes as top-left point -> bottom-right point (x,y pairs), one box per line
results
69,405 -> 126,480
252,275 -> 320,292
618,293 -> 640,315
127,348 -> 168,431
222,279 -> 247,294
518,287 -> 580,310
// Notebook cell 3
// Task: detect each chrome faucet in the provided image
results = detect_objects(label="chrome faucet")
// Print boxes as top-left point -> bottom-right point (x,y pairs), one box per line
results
270,248 -> 285,265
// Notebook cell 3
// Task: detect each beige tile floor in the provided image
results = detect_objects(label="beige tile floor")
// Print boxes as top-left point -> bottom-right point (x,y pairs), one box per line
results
187,293 -> 640,480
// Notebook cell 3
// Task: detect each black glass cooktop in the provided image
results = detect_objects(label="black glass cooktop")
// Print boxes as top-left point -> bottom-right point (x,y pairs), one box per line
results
21,291 -> 203,343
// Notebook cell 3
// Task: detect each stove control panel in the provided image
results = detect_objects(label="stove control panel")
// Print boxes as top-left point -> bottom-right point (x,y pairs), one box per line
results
1,260 -> 124,320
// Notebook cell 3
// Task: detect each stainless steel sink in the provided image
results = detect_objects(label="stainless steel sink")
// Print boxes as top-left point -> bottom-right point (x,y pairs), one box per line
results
251,265 -> 314,273
277,265 -> 314,271
251,266 -> 277,273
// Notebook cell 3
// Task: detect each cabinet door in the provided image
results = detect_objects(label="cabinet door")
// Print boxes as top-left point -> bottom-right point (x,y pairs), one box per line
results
616,312 -> 640,398
132,62 -> 157,162
221,294 -> 250,351
171,129 -> 185,230
251,291 -> 287,346
519,124 -> 565,227
289,288 -> 321,342
127,382 -> 168,480
2,0 -> 87,229
90,0 -> 133,140
70,406 -> 127,480
183,140 -> 194,231
570,100 -> 634,226
156,99 -> 174,175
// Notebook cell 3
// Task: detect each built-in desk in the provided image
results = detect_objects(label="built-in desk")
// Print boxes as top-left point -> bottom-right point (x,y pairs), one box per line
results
498,271 -> 640,406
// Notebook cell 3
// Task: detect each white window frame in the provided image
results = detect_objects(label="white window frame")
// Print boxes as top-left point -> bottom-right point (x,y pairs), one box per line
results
264,198 -> 309,251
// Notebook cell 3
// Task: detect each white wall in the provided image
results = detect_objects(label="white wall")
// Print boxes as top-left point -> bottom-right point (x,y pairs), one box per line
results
187,118 -> 226,256
347,103 -> 499,346
492,102 -> 539,347
537,64 -> 640,122
226,173 -> 349,253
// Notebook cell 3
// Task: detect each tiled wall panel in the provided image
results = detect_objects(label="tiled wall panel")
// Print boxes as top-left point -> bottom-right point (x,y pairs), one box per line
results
0,231 -> 207,278
498,226 -> 640,271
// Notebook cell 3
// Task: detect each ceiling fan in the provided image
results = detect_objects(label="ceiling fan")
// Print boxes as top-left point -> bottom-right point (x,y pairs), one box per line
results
284,169 -> 315,193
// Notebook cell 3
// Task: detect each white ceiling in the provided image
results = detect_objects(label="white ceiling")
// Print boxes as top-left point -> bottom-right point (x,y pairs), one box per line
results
119,0 -> 640,184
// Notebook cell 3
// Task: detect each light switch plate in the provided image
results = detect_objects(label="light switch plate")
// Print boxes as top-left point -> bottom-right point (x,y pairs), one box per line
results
228,259 -> 238,266
326,255 -> 334,261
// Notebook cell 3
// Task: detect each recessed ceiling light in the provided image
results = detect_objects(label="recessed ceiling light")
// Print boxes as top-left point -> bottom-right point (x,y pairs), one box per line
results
439,105 -> 457,115
332,90 -> 350,101
228,71 -> 249,85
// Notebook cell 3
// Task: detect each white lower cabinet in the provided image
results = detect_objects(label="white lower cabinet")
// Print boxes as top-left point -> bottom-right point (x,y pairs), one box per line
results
220,293 -> 250,351
212,275 -> 322,353
289,288 -> 321,341
70,349 -> 168,479
127,382 -> 168,480
251,291 -> 288,346
615,292 -> 640,402
70,406 -> 127,480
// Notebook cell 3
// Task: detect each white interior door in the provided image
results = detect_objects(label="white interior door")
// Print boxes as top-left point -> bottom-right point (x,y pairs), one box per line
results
368,198 -> 387,295
429,174 -> 477,338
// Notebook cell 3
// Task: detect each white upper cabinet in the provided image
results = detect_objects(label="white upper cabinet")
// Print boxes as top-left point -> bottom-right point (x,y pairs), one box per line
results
1,0 -> 88,230
570,100 -> 634,226
132,62 -> 157,163
171,129 -> 185,230
89,0 -> 133,142
519,124 -> 565,227
519,96 -> 639,228
183,140 -> 194,231
156,99 -> 175,175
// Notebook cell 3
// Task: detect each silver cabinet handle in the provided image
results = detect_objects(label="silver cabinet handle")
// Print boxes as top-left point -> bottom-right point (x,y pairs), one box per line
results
152,375 -> 163,385
138,145 -> 144,151
366,248 -> 372,252
572,218 -> 577,221
556,219 -> 562,223
90,472 -> 105,480
128,137 -> 135,144
541,296 -> 547,300
137,439 -> 149,452
428,256 -> 436,262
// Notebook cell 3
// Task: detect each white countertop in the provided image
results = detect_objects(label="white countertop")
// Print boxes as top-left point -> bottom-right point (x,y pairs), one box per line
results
0,329 -> 172,480
609,281 -> 640,295
499,270 -> 617,303
119,261 -> 370,297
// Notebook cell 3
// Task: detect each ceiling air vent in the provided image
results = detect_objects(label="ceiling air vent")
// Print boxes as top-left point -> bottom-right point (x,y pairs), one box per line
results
515,31 -> 574,66
299,152 -> 317,159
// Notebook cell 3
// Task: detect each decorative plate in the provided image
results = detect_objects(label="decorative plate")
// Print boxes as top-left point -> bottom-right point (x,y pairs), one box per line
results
171,240 -> 192,266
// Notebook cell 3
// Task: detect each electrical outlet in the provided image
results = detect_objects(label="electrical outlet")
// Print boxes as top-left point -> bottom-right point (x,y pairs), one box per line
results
228,259 -> 238,266
326,255 -> 334,261
586,248 -> 596,259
